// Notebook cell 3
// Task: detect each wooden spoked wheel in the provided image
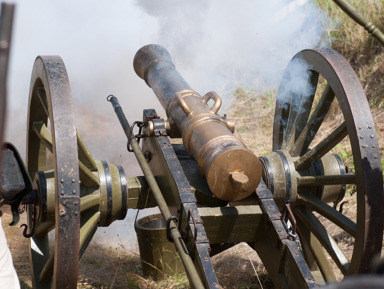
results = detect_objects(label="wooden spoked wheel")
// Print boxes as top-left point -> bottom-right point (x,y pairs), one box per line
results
266,48 -> 384,283
26,56 -> 104,288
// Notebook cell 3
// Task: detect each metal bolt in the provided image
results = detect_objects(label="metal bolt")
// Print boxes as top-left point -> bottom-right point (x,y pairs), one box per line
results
368,125 -> 372,129
61,191 -> 65,195
72,190 -> 76,194
74,212 -> 78,216
204,257 -> 208,261
60,179 -> 65,183
371,135 -> 374,138
213,283 -> 219,288
360,136 -> 363,139
50,75 -> 54,78
362,144 -> 367,148
372,145 -> 376,148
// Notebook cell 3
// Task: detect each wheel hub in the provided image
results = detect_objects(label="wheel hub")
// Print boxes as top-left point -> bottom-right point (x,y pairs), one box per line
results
260,151 -> 346,209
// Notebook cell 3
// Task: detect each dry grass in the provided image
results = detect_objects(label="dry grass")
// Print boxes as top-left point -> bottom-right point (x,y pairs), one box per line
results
228,88 -> 276,156
316,0 -> 384,104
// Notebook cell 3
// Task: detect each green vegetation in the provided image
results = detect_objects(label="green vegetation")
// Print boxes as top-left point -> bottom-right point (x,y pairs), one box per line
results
316,0 -> 384,104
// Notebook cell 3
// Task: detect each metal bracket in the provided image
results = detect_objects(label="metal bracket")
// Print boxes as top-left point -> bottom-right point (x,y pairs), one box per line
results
152,119 -> 168,137
127,121 -> 145,152
166,216 -> 179,242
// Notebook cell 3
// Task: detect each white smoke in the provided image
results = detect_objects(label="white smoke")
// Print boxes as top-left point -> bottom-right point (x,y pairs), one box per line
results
135,0 -> 329,109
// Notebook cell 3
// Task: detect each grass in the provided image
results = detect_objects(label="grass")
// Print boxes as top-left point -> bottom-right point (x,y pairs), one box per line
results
316,0 -> 384,104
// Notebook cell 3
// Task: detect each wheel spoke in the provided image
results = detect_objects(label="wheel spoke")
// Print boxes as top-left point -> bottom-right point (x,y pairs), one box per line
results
77,132 -> 98,171
297,225 -> 336,282
297,174 -> 356,186
79,160 -> 100,188
37,212 -> 101,284
298,192 -> 356,237
30,236 -> 50,287
33,121 -> 53,153
39,254 -> 54,284
282,101 -> 298,150
80,193 -> 100,212
79,211 -> 100,260
290,84 -> 335,156
282,72 -> 318,150
295,207 -> 349,274
34,221 -> 55,238
295,121 -> 348,170
38,88 -> 49,116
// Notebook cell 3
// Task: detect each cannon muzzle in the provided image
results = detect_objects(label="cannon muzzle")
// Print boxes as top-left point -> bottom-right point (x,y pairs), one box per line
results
134,44 -> 261,201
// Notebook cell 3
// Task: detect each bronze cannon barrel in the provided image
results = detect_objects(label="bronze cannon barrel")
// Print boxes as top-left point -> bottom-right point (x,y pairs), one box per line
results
134,44 -> 261,201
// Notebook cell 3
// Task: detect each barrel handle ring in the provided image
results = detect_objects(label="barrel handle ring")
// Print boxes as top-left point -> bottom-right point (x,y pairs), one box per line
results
175,92 -> 192,116
201,91 -> 222,114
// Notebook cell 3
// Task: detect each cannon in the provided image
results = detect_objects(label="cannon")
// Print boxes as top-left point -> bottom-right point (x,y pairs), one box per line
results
1,1 -> 384,289
11,42 -> 382,289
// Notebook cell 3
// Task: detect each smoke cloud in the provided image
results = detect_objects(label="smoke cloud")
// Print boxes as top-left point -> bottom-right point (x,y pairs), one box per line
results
136,0 -> 329,109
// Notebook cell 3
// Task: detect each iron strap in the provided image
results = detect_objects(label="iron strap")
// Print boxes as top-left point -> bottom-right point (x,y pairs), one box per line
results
255,180 -> 317,288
